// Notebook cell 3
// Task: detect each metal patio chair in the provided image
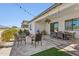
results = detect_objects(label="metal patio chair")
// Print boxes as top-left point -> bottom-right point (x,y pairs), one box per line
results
31,33 -> 42,48
14,33 -> 26,46
57,31 -> 63,39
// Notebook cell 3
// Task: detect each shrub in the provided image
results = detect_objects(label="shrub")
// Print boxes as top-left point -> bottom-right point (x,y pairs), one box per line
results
1,28 -> 18,42
41,30 -> 47,35
23,29 -> 29,36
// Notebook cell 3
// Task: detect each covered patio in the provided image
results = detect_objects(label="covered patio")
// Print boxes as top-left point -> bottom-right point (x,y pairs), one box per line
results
34,18 -> 50,35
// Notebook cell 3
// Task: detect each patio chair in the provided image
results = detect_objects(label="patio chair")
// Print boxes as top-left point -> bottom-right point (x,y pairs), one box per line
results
31,33 -> 42,48
57,31 -> 63,39
66,32 -> 75,41
63,32 -> 75,40
63,32 -> 69,40
51,32 -> 57,38
14,33 -> 22,46
20,34 -> 26,45
14,33 -> 26,46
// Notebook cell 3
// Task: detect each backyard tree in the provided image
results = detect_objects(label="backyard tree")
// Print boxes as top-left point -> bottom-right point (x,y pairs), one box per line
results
12,26 -> 17,28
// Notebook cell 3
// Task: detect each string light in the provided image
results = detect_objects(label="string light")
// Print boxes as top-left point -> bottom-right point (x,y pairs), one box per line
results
16,3 -> 35,17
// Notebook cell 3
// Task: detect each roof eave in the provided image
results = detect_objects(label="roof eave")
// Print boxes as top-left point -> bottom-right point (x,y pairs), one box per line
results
29,3 -> 62,23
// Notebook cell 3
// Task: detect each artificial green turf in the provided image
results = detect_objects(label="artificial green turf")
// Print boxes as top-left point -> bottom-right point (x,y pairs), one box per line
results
32,47 -> 71,56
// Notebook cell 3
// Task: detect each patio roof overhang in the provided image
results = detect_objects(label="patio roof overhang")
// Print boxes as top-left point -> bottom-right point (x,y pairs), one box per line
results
29,3 -> 62,23
29,3 -> 75,23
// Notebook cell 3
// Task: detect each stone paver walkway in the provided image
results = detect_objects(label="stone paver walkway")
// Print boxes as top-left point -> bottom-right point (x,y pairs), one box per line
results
0,42 -> 13,56
10,35 -> 79,56
45,35 -> 79,56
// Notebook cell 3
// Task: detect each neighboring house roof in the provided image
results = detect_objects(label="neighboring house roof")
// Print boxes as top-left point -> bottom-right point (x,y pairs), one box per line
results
29,3 -> 62,23
22,20 -> 29,23
21,20 -> 29,28
21,20 -> 29,25
0,25 -> 9,29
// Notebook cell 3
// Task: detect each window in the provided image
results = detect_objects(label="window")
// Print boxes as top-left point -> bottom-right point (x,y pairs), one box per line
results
73,19 -> 79,30
50,22 -> 59,32
23,25 -> 28,28
65,20 -> 73,30
30,24 -> 32,30
65,18 -> 79,30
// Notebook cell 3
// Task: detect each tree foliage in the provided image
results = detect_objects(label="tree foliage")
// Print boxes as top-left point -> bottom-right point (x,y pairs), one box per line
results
12,26 -> 17,28
1,28 -> 18,41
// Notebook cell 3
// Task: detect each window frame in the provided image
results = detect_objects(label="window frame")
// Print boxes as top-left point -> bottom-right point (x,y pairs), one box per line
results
65,18 -> 79,31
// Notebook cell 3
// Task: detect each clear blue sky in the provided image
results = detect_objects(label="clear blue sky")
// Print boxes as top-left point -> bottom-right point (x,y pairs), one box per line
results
0,3 -> 53,27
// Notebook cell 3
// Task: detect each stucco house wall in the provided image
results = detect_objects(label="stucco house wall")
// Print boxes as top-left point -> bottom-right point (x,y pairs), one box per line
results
28,3 -> 79,38
50,4 -> 79,38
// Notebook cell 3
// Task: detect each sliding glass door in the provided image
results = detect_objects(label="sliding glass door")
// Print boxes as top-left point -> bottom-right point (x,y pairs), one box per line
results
50,22 -> 59,33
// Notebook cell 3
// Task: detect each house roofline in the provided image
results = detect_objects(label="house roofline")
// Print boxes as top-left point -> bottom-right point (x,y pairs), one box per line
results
29,3 -> 62,23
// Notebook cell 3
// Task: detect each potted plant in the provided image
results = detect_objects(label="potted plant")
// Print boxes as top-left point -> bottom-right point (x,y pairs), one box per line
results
45,18 -> 51,23
41,30 -> 47,35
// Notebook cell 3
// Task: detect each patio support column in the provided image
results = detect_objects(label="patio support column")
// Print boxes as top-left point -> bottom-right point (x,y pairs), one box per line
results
33,22 -> 36,34
29,21 -> 36,34
59,19 -> 65,31
45,23 -> 50,35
